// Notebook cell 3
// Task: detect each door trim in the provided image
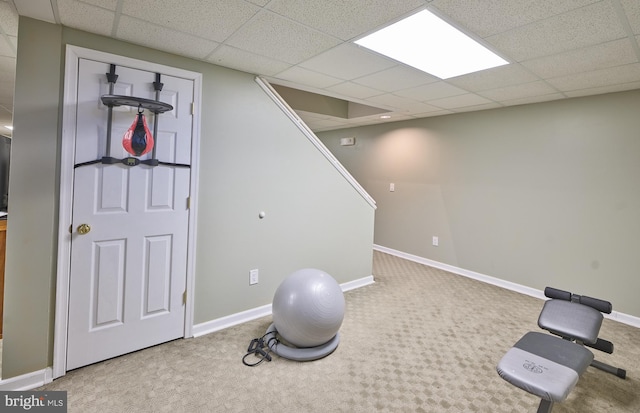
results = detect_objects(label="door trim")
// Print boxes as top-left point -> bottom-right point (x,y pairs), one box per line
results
54,45 -> 202,379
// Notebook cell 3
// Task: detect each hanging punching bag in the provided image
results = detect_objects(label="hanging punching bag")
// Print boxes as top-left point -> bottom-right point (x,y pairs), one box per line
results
123,107 -> 154,156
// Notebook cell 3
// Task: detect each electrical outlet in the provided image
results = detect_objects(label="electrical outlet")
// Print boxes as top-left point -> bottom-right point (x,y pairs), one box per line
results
432,236 -> 439,247
390,183 -> 395,192
250,269 -> 259,285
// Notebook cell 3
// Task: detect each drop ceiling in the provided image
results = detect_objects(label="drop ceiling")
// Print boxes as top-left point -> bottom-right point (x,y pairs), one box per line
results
1,0 -> 640,134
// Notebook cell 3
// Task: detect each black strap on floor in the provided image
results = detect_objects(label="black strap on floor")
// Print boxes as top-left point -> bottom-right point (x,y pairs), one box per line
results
242,334 -> 275,367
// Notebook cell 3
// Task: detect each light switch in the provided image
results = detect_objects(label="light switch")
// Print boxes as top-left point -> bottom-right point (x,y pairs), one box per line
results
250,269 -> 259,285
340,137 -> 356,146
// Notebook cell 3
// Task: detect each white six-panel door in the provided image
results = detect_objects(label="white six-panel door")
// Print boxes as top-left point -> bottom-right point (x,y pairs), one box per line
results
66,59 -> 194,370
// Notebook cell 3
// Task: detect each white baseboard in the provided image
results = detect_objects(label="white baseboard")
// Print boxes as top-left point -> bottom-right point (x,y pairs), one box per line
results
606,310 -> 640,328
192,304 -> 273,338
0,367 -> 53,391
341,275 -> 375,292
192,274 -> 375,338
374,244 -> 640,329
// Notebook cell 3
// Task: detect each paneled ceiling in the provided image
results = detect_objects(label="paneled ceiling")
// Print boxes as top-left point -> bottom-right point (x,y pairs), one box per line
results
2,0 -> 640,135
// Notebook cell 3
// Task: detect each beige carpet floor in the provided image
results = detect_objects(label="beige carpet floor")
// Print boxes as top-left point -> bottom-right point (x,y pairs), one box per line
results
37,251 -> 640,412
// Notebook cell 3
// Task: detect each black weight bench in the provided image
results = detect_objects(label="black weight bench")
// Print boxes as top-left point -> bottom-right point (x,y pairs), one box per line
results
497,287 -> 626,413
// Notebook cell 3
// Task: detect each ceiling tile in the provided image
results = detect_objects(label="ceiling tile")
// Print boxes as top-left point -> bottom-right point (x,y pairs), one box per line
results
411,109 -> 454,118
121,0 -> 260,42
267,0 -> 425,40
117,16 -> 219,60
393,100 -> 444,113
478,80 -> 559,101
450,102 -> 502,113
270,66 -> 343,89
57,0 -> 114,37
546,63 -> 640,92
395,81 -> 467,101
8,0 -> 640,133
207,45 -> 290,76
246,0 -> 270,5
13,0 -> 55,23
486,1 -> 627,62
0,35 -> 14,57
430,0 -> 600,37
364,93 -> 410,110
0,55 -> 15,76
521,38 -> 638,79
620,0 -> 640,34
227,10 -> 340,64
354,65 -> 439,92
80,0 -> 118,10
499,93 -> 566,107
428,93 -> 494,109
447,64 -> 539,92
325,81 -> 385,100
299,43 -> 396,80
367,93 -> 442,112
564,81 -> 640,97
0,2 -> 18,36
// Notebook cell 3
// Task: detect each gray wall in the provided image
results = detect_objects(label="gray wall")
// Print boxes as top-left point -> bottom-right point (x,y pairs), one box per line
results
2,18 -> 374,379
194,68 -> 375,322
3,16 -> 62,380
319,90 -> 640,318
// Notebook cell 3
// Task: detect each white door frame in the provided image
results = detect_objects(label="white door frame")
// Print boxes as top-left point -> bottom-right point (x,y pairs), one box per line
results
53,45 -> 202,379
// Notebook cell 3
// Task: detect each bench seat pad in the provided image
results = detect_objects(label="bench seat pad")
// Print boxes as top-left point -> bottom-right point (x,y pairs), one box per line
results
538,299 -> 603,344
497,332 -> 593,402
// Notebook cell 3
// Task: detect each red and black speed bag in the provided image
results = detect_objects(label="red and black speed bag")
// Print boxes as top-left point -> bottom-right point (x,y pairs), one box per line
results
123,111 -> 154,156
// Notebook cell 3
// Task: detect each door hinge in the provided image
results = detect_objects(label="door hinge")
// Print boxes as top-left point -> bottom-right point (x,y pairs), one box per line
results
191,102 -> 195,115
187,197 -> 191,209
183,290 -> 187,305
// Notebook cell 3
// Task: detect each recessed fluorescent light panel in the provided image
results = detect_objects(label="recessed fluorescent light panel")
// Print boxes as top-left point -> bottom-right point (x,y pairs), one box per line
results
355,9 -> 508,79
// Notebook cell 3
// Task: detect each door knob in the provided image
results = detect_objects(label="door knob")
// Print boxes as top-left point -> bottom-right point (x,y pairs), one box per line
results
77,224 -> 91,235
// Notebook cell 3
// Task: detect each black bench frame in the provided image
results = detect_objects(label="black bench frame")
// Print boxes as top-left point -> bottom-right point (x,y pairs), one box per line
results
540,286 -> 626,379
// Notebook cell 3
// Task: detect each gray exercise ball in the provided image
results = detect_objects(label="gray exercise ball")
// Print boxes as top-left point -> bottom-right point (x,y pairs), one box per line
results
272,268 -> 345,348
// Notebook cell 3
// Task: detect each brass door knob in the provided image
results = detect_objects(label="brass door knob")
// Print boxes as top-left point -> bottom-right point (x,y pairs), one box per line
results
77,224 -> 91,235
